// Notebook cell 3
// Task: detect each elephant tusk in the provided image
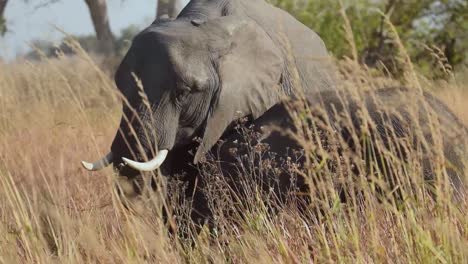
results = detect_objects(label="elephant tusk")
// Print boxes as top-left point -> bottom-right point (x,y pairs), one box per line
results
81,152 -> 114,171
122,149 -> 169,172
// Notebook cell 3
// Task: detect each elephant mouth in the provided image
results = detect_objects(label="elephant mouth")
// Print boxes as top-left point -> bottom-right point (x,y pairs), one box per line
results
81,149 -> 169,173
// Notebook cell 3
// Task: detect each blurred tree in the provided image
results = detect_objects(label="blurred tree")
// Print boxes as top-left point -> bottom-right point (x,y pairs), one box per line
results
25,24 -> 140,61
157,0 -> 183,18
412,0 -> 468,68
0,0 -> 117,59
83,0 -> 115,56
0,0 -> 8,35
270,0 -> 468,77
115,24 -> 140,56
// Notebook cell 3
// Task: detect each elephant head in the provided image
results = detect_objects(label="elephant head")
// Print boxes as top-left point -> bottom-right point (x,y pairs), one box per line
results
82,15 -> 287,175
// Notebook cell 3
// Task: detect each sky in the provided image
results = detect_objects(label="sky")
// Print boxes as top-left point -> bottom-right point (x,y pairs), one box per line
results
0,0 -> 189,61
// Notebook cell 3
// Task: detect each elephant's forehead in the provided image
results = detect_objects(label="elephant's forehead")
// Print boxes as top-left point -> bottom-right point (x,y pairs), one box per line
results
135,22 -> 213,89
141,21 -> 206,46
170,48 -> 211,88
163,38 -> 212,88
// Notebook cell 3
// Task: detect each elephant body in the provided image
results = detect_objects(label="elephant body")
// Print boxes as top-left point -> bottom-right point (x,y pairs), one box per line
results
169,87 -> 467,228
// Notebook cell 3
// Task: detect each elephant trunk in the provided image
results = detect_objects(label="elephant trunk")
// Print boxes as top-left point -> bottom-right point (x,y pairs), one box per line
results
105,107 -> 177,173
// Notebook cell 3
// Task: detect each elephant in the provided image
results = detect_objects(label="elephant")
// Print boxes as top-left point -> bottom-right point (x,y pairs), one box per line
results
80,0 -> 467,233
82,0 -> 336,177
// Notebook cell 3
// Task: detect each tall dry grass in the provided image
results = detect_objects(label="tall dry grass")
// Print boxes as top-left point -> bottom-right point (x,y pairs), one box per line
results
0,20 -> 467,264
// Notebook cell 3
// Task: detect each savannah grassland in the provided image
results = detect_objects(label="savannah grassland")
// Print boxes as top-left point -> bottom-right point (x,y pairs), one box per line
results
0,23 -> 468,264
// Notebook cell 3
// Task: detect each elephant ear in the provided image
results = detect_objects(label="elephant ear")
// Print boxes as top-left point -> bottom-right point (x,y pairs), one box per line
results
193,16 -> 284,163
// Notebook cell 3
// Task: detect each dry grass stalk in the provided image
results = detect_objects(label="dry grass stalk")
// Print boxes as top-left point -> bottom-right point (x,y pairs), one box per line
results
0,13 -> 466,264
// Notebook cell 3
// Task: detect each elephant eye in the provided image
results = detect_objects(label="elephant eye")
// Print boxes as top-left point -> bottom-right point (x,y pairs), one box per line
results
175,85 -> 191,103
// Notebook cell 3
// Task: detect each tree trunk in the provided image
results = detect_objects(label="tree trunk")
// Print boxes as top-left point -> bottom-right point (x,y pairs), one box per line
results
0,0 -> 7,17
84,0 -> 115,55
0,0 -> 8,35
157,0 -> 183,19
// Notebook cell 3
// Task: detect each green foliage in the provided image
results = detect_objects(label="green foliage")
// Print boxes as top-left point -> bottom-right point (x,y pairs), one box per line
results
272,0 -> 380,60
270,0 -> 468,78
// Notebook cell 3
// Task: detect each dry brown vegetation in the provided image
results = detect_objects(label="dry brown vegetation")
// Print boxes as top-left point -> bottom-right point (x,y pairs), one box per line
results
0,32 -> 467,264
